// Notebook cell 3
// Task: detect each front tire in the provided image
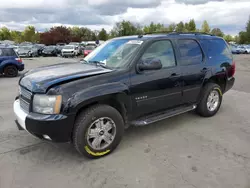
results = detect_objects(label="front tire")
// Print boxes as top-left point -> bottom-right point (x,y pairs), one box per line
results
73,104 -> 124,158
196,83 -> 223,117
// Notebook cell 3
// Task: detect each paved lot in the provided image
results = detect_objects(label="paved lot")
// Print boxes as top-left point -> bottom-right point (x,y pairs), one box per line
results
0,55 -> 250,188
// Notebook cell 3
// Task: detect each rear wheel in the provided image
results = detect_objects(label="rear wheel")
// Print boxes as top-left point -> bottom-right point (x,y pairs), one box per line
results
196,83 -> 222,117
4,65 -> 18,77
73,104 -> 124,158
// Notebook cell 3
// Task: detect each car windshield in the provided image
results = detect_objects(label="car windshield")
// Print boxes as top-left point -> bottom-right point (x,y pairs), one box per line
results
45,46 -> 55,49
63,45 -> 74,49
84,39 -> 143,69
20,46 -> 31,50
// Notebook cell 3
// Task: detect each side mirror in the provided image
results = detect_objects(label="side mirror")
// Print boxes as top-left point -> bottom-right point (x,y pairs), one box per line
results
138,58 -> 162,71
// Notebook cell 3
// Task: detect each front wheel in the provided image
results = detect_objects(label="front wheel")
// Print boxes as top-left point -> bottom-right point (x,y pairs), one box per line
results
73,104 -> 124,158
196,83 -> 223,117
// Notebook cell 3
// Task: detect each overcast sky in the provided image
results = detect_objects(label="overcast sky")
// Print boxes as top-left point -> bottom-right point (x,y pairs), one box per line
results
0,0 -> 249,35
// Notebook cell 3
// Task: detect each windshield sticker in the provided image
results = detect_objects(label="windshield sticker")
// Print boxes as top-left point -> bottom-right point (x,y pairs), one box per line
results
127,40 -> 143,45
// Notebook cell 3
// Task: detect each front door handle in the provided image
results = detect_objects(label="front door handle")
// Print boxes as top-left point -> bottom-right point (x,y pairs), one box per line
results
201,68 -> 207,73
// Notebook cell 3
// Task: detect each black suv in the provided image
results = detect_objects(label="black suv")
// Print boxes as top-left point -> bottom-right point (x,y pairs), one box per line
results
14,32 -> 235,158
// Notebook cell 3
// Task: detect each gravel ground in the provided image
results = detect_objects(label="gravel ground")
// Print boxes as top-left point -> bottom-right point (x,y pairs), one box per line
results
0,55 -> 250,188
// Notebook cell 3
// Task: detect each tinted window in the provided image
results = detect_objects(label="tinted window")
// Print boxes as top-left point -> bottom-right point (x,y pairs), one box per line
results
178,39 -> 203,65
199,39 -> 232,59
0,48 -> 17,57
141,40 -> 176,68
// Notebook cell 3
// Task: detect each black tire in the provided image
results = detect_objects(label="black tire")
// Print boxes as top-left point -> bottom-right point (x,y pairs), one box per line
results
73,104 -> 124,158
196,83 -> 223,117
4,65 -> 18,77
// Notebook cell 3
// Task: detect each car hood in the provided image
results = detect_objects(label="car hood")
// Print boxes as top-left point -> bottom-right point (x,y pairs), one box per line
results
20,62 -> 112,93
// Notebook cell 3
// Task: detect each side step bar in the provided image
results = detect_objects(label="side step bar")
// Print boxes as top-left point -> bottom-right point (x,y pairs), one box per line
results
131,105 -> 197,126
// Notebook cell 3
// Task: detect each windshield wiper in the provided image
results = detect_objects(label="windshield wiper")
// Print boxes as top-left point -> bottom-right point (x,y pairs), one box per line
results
88,61 -> 107,69
80,59 -> 109,69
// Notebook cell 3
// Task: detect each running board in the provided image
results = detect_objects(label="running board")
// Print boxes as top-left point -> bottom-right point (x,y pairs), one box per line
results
131,105 -> 197,126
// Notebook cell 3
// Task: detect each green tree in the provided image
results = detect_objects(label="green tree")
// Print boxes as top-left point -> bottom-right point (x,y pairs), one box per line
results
184,23 -> 189,31
188,19 -> 196,32
22,26 -> 36,42
238,31 -> 248,44
211,28 -> 224,37
234,35 -> 239,43
0,27 -> 11,40
143,22 -> 165,33
10,31 -> 22,43
98,28 -> 108,41
167,23 -> 176,32
175,21 -> 185,32
245,15 -> 250,41
110,20 -> 139,37
201,20 -> 210,33
223,34 -> 233,42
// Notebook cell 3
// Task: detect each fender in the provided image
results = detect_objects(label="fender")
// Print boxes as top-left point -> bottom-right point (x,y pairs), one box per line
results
64,82 -> 131,114
0,59 -> 19,72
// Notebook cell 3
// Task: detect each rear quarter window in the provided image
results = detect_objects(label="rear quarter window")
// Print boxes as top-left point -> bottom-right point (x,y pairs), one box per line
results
0,48 -> 17,57
199,39 -> 232,60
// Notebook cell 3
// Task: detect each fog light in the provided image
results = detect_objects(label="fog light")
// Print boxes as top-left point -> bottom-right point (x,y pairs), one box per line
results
43,135 -> 52,140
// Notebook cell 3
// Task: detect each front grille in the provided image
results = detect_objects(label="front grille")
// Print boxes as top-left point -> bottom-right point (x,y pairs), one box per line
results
19,87 -> 32,113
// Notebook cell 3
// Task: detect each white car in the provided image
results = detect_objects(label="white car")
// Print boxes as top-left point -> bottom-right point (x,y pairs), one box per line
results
243,46 -> 250,54
61,45 -> 80,57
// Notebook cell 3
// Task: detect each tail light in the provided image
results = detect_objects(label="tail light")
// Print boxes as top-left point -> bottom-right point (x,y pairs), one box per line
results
231,61 -> 236,77
15,58 -> 22,63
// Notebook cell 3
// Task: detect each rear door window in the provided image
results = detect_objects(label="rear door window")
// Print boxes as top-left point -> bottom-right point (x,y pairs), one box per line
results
177,39 -> 203,66
0,48 -> 17,57
199,39 -> 232,59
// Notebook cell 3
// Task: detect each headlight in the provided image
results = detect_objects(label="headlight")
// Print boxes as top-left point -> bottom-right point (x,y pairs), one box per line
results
33,95 -> 62,114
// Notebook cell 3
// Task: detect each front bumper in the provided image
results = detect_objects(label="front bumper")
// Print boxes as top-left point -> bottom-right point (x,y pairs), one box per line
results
224,77 -> 235,93
14,99 -> 75,142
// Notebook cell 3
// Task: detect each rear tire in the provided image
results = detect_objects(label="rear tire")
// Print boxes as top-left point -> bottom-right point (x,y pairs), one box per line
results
196,83 -> 222,117
4,65 -> 18,77
73,104 -> 124,158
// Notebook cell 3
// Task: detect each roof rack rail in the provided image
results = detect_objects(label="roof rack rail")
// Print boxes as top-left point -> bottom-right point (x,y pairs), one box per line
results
168,32 -> 214,36
143,31 -> 172,35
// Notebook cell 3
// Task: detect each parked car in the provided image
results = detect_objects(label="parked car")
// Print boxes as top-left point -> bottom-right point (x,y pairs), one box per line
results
69,42 -> 80,46
61,45 -> 80,57
237,46 -> 246,54
42,46 -> 59,56
83,45 -> 96,57
56,45 -> 64,55
56,43 -> 66,46
242,46 -> 250,54
18,46 -> 38,57
33,44 -> 45,56
0,47 -> 24,77
13,33 -> 235,158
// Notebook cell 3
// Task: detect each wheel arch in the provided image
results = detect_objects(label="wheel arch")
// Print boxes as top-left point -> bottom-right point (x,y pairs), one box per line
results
70,93 -> 130,141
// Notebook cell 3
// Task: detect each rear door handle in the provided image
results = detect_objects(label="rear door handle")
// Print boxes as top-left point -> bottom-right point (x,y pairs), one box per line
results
170,73 -> 179,77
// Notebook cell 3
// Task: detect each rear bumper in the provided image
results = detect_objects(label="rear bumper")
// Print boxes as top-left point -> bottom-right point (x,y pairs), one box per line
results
18,64 -> 24,71
224,77 -> 235,93
14,99 -> 75,142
